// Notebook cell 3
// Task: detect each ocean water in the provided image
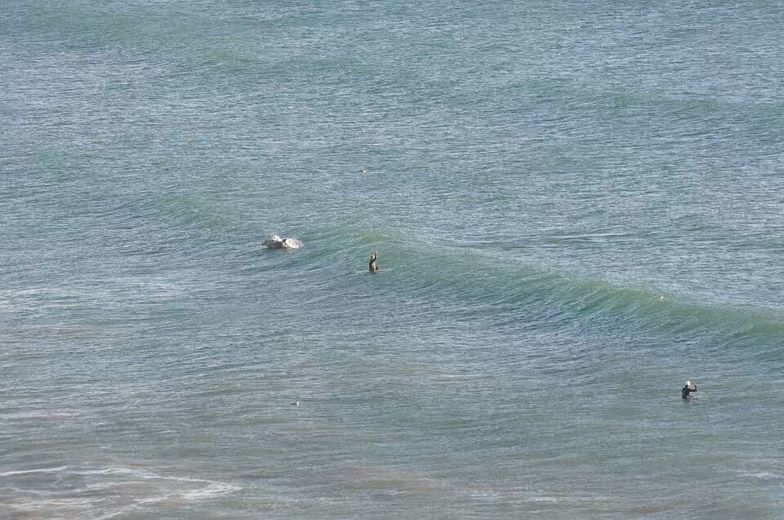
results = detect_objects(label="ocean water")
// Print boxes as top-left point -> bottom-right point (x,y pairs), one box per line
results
2,0 -> 783,518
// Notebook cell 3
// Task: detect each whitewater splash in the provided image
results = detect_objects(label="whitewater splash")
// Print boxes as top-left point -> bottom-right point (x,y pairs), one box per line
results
0,465 -> 240,519
262,234 -> 303,250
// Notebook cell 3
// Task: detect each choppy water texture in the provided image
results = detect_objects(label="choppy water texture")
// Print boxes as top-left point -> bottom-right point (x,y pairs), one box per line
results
2,1 -> 784,518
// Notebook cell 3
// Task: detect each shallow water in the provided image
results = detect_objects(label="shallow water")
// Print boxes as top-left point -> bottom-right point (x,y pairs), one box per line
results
2,0 -> 784,518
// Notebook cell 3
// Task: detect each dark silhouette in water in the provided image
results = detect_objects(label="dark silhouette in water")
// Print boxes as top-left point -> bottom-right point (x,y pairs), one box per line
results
681,381 -> 698,399
369,251 -> 379,272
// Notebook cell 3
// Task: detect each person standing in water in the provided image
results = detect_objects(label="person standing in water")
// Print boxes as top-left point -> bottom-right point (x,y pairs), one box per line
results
369,251 -> 379,272
681,380 -> 698,399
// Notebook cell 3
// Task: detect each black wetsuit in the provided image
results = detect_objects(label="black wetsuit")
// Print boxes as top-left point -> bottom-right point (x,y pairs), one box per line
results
681,385 -> 697,399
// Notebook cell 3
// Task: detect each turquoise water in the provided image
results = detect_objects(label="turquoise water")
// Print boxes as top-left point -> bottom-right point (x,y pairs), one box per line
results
2,1 -> 783,518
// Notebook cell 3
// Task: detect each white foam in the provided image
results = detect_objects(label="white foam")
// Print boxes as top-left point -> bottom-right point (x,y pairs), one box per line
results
2,464 -> 241,518
1,410 -> 79,420
739,471 -> 783,481
179,481 -> 241,500
0,465 -> 69,478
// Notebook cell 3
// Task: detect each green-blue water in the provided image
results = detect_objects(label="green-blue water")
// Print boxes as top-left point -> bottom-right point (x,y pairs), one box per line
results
2,1 -> 783,518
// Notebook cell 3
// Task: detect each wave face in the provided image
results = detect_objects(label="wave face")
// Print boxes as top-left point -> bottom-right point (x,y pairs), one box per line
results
2,0 -> 784,518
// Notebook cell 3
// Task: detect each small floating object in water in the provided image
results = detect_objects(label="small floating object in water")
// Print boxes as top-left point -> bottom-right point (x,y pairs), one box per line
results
263,234 -> 303,250
291,401 -> 301,406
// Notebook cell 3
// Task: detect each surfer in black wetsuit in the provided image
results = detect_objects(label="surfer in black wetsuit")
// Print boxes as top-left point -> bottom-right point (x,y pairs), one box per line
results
369,251 -> 379,273
681,380 -> 697,399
